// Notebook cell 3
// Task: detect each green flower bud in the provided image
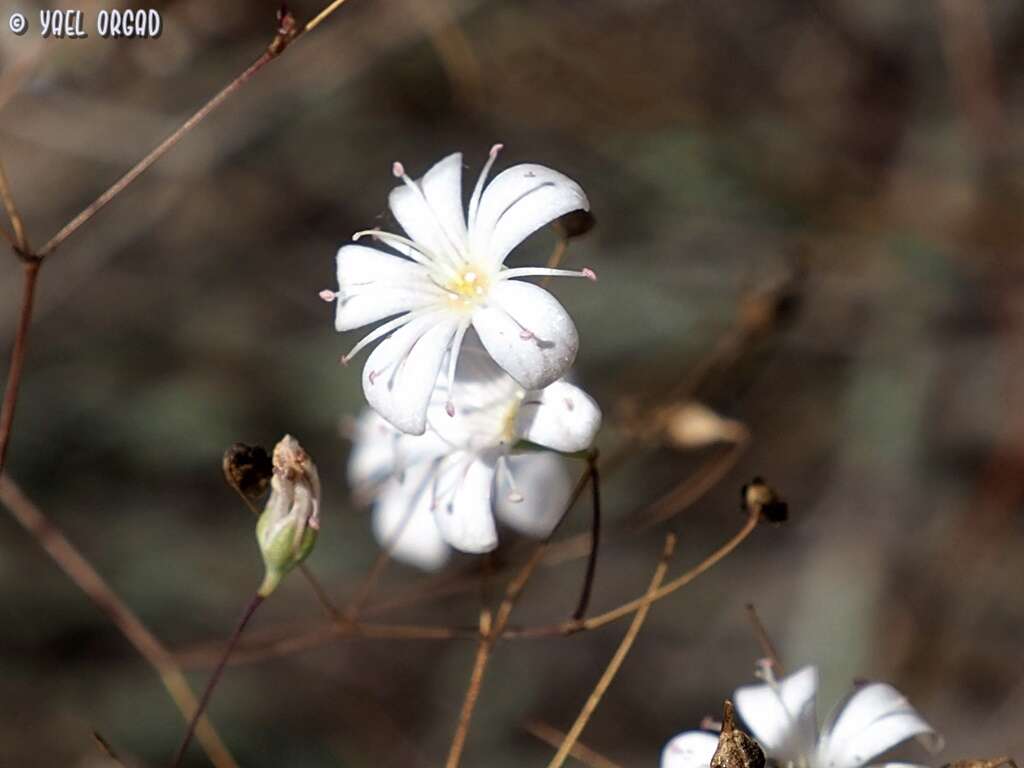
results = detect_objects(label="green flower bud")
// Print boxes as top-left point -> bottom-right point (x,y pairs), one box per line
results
256,435 -> 321,596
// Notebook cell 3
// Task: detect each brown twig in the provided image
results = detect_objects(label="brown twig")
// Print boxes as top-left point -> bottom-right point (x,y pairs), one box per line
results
0,475 -> 238,768
0,156 -> 29,252
744,602 -> 784,676
633,437 -> 749,529
546,535 -> 677,768
505,506 -> 760,638
183,480 -> 760,665
0,259 -> 39,475
936,0 -> 1007,165
171,592 -> 265,768
525,721 -> 623,768
444,544 -> 549,768
91,731 -> 124,764
572,454 -> 601,620
36,2 -> 355,260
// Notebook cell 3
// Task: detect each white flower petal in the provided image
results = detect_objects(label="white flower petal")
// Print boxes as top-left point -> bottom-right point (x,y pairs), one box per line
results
347,410 -> 401,491
472,280 -> 578,391
660,731 -> 719,768
817,683 -> 943,768
335,245 -> 434,331
363,313 -> 459,435
432,456 -> 498,553
388,152 -> 468,260
373,462 -> 451,571
469,163 -> 589,268
734,665 -> 819,762
516,379 -> 601,453
494,453 -> 573,538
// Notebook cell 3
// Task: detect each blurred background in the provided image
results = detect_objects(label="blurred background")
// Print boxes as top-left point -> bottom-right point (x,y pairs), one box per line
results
1,0 -> 1023,765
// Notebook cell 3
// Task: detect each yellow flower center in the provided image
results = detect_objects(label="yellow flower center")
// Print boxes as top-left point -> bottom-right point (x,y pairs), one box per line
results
446,266 -> 490,311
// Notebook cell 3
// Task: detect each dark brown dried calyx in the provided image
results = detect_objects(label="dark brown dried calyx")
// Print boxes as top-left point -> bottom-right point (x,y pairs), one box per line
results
223,443 -> 273,503
711,700 -> 765,768
741,477 -> 788,524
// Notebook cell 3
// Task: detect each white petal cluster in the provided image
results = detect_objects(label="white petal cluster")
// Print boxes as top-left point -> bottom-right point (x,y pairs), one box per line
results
662,666 -> 943,768
328,147 -> 594,435
348,343 -> 601,567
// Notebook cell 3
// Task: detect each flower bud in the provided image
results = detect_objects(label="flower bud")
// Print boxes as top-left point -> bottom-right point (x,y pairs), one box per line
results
256,435 -> 321,596
663,402 -> 747,448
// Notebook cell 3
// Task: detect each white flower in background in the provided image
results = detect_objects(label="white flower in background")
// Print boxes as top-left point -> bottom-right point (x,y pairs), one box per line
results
347,341 -> 601,566
323,146 -> 595,435
662,665 -> 943,768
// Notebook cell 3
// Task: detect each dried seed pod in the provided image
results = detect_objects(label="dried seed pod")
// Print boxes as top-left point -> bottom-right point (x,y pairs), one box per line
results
741,477 -> 788,524
711,700 -> 765,768
223,443 -> 273,503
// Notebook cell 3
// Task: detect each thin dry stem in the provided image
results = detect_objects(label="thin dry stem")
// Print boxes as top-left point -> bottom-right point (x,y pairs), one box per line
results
541,237 -> 569,288
182,475 -> 758,665
937,0 -> 1006,163
37,0 -> 352,259
546,535 -> 677,768
0,475 -> 238,768
0,260 -> 39,475
171,592 -> 265,768
634,436 -> 749,529
525,721 -> 623,768
505,506 -> 760,638
305,0 -> 352,33
0,156 -> 29,251
445,544 -> 549,768
445,608 -> 494,768
744,602 -> 784,676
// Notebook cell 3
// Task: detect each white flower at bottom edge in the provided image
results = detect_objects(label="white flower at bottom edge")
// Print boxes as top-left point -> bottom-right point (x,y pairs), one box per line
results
347,341 -> 601,568
661,665 -> 944,768
323,146 -> 595,436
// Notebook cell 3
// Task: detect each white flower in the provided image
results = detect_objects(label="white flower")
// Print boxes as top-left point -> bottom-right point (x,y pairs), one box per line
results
347,340 -> 601,566
662,666 -> 943,768
323,146 -> 595,435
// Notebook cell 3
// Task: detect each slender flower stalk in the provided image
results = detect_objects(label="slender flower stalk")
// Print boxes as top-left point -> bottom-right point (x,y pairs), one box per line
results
172,436 -> 322,766
170,593 -> 265,768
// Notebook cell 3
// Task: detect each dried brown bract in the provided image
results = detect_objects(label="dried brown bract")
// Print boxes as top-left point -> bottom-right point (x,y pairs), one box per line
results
742,477 -> 788,524
222,443 -> 273,503
711,700 -> 765,768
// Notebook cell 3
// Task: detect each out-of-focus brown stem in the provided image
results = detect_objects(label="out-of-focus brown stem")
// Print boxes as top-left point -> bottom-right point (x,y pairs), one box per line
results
572,454 -> 601,620
184,477 -> 759,665
0,157 -> 29,252
745,602 -> 784,676
445,544 -> 549,768
37,0 -> 355,259
171,592 -> 265,768
0,475 -> 238,768
0,259 -> 38,475
936,0 -> 1006,165
525,721 -> 623,768
506,507 -> 760,638
546,535 -> 676,768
